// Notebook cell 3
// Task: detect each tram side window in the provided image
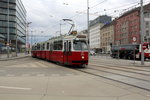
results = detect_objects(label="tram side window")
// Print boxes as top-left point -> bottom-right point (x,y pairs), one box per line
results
40,45 -> 43,50
43,44 -> 45,50
32,46 -> 34,50
35,46 -> 37,50
37,44 -> 40,50
54,41 -> 63,50
64,42 -> 67,51
47,43 -> 49,50
50,44 -> 53,51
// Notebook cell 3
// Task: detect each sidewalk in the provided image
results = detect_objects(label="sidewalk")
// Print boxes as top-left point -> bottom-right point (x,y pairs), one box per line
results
0,53 -> 30,61
91,55 -> 150,67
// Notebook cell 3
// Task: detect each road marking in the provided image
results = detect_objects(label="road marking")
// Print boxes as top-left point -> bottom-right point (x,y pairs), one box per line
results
0,86 -> 32,90
37,74 -> 45,77
7,74 -> 15,77
0,70 -> 5,72
22,74 -> 30,77
51,74 -> 60,76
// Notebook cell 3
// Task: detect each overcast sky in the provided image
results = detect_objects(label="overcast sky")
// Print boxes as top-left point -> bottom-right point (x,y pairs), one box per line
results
21,0 -> 149,43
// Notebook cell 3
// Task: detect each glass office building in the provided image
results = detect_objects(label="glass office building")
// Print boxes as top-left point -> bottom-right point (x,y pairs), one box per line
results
0,0 -> 26,51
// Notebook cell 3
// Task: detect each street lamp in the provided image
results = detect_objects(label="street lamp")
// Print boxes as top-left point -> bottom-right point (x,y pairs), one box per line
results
7,0 -> 10,58
140,0 -> 145,65
26,22 -> 32,54
87,0 -> 90,58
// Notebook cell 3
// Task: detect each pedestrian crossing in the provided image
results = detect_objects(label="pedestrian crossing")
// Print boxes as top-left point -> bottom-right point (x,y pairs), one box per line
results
1,60 -> 78,77
4,73 -> 76,77
4,61 -> 55,68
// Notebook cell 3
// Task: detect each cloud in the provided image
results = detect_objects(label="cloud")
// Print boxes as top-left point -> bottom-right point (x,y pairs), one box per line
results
21,0 -> 145,43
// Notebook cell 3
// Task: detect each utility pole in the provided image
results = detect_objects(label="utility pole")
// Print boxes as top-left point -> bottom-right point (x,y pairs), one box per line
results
87,0 -> 90,58
140,0 -> 145,65
31,31 -> 33,48
26,22 -> 32,54
60,23 -> 61,36
15,33 -> 18,56
7,0 -> 10,58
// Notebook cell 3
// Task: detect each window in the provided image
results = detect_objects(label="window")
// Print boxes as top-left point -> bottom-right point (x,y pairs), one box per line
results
73,40 -> 88,50
0,15 -> 7,20
145,22 -> 149,28
43,44 -> 45,50
47,43 -> 49,50
0,28 -> 7,33
37,44 -> 40,50
146,30 -> 149,36
50,44 -> 53,51
53,41 -> 63,50
64,42 -> 67,51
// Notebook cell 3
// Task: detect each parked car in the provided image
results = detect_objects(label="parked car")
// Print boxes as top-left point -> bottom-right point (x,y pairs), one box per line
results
90,50 -> 96,56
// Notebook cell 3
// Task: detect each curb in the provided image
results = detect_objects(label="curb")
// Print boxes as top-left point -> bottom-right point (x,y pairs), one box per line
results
0,55 -> 30,61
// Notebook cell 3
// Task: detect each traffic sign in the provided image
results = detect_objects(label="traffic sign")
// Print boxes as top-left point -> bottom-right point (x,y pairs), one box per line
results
132,36 -> 137,42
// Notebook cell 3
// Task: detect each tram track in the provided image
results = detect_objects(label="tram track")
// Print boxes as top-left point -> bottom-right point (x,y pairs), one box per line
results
89,63 -> 150,76
88,65 -> 150,82
90,59 -> 150,72
88,66 -> 150,82
76,67 -> 150,91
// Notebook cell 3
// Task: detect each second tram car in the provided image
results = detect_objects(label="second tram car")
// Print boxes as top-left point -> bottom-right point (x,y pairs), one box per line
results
31,34 -> 88,67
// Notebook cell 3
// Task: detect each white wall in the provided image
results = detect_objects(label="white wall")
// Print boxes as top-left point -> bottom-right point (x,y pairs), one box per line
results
89,23 -> 104,49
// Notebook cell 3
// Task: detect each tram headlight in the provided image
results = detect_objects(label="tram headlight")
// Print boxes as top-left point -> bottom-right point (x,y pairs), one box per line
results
82,56 -> 85,59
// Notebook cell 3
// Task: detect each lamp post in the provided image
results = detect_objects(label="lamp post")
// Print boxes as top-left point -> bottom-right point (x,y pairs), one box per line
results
7,0 -> 10,58
26,22 -> 32,54
140,0 -> 144,65
60,22 -> 62,36
87,0 -> 90,58
15,32 -> 18,56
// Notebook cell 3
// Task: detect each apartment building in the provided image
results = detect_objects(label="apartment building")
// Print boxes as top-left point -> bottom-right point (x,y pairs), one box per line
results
89,15 -> 112,53
100,21 -> 114,53
144,11 -> 150,42
90,23 -> 104,50
114,3 -> 150,45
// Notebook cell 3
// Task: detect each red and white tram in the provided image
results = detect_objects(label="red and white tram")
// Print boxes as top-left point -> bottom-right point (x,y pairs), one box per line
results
31,34 -> 88,67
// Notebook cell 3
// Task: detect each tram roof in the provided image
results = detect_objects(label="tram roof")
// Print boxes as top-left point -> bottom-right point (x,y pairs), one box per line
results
33,34 -> 87,45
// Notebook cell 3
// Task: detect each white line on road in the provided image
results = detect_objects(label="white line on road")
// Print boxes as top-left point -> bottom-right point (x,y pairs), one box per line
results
0,70 -> 5,72
0,86 -> 32,90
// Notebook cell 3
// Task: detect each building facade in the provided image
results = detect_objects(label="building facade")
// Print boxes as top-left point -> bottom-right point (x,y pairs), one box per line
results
0,0 -> 26,52
114,3 -> 150,45
78,29 -> 87,35
144,10 -> 150,42
89,23 -> 103,50
100,21 -> 114,53
89,15 -> 112,53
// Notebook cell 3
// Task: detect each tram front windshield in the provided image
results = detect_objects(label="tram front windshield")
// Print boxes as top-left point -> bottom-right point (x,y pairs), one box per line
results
73,40 -> 88,50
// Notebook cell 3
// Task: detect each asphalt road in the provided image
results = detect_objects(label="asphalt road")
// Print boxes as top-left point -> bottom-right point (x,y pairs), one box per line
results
0,57 -> 150,100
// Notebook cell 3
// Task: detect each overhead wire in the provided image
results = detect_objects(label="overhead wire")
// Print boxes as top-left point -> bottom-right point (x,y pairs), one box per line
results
90,0 -> 107,9
42,1 -> 150,36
